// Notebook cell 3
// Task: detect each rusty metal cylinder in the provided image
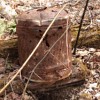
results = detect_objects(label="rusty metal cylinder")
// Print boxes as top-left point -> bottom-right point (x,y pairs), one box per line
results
16,7 -> 72,88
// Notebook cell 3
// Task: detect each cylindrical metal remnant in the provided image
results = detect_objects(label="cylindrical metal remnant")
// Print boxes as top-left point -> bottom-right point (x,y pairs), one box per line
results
17,7 -> 72,89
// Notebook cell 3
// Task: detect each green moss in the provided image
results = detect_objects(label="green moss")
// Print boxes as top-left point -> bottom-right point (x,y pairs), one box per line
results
0,19 -> 16,35
0,19 -> 7,34
71,25 -> 100,48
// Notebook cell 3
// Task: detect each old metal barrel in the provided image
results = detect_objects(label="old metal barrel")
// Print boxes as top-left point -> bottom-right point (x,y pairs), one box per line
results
16,7 -> 72,89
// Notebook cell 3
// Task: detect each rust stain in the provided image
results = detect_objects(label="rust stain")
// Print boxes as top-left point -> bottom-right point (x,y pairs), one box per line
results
17,7 -> 72,89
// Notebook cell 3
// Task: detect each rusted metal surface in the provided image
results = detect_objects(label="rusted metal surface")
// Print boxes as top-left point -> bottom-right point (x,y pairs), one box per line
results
16,7 -> 72,88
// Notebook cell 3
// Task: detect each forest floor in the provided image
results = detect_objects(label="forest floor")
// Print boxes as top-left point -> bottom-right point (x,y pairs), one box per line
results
0,0 -> 100,100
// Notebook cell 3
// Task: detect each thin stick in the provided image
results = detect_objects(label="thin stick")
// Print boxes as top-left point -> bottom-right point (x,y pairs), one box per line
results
73,0 -> 90,55
0,4 -> 67,94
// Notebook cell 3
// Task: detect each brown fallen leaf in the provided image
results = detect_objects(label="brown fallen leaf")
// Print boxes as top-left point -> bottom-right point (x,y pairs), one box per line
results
5,92 -> 21,100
